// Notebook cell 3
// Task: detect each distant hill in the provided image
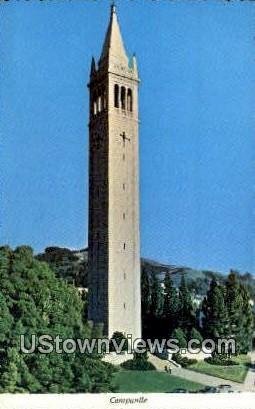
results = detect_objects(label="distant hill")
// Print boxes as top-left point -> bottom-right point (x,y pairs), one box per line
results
37,247 -> 88,287
36,247 -> 255,300
37,247 -> 202,288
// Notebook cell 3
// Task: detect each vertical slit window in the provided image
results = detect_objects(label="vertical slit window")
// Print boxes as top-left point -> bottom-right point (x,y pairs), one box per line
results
102,87 -> 107,110
127,89 -> 132,112
93,100 -> 97,115
114,84 -> 119,108
121,86 -> 126,110
98,95 -> 102,113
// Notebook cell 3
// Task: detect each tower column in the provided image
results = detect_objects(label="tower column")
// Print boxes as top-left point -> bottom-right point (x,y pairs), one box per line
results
88,6 -> 141,340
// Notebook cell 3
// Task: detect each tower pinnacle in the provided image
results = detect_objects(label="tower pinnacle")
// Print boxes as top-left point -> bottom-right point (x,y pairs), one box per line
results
99,3 -> 128,65
111,2 -> 116,14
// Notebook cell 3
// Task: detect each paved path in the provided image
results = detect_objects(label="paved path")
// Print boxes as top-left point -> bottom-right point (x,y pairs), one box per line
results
106,351 -> 255,392
171,367 -> 243,391
148,353 -> 174,371
243,352 -> 255,392
149,352 -> 255,392
102,352 -> 134,366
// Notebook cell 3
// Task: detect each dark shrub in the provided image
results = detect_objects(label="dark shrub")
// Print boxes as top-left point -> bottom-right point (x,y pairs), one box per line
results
205,356 -> 238,366
121,350 -> 156,371
109,331 -> 128,352
121,359 -> 156,371
172,353 -> 197,367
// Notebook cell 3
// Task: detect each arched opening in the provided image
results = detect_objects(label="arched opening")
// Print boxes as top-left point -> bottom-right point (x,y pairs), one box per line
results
93,100 -> 97,115
102,88 -> 107,110
97,95 -> 102,113
127,89 -> 132,112
114,84 -> 119,108
121,86 -> 126,110
93,91 -> 99,115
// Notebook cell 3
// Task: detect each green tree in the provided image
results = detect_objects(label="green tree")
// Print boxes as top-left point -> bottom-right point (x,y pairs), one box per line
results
0,292 -> 13,343
0,348 -> 21,393
36,247 -> 87,287
225,271 -> 245,354
0,246 -> 115,393
162,272 -> 179,336
146,270 -> 164,339
190,327 -> 203,343
178,274 -> 195,331
141,267 -> 151,315
150,270 -> 163,318
238,284 -> 254,353
171,328 -> 187,349
121,349 -> 156,371
110,331 -> 128,352
203,278 -> 229,343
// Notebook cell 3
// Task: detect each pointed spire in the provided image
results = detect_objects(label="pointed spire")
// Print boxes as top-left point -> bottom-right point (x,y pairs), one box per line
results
90,57 -> 96,76
99,4 -> 128,65
131,54 -> 138,77
111,2 -> 116,14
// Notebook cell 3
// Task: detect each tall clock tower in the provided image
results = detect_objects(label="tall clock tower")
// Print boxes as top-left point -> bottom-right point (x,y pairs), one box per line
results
88,5 -> 141,339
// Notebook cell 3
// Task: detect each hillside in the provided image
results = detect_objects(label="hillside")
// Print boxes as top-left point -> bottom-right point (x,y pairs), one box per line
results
37,247 -> 201,288
36,247 -> 255,300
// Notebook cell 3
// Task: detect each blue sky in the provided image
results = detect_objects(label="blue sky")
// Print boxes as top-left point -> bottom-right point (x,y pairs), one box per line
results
1,0 -> 254,273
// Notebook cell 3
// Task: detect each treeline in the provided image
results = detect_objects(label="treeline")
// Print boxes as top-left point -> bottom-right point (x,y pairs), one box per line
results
142,268 -> 254,354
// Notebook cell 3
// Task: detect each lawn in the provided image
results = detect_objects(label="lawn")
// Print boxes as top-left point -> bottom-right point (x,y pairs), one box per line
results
189,355 -> 251,383
113,370 -> 204,393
